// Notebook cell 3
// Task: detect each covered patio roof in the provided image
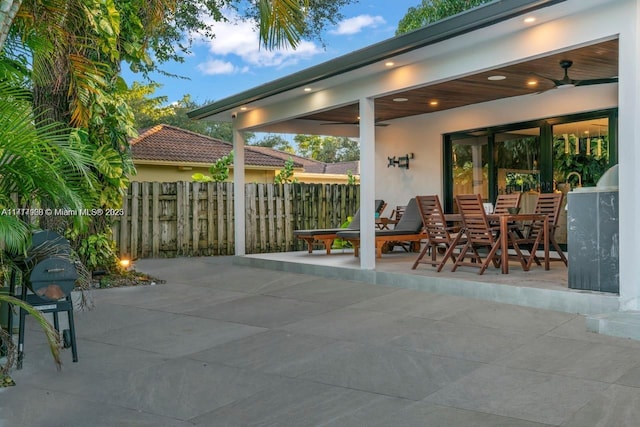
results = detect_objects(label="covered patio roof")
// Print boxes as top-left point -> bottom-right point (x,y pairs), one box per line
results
302,39 -> 618,125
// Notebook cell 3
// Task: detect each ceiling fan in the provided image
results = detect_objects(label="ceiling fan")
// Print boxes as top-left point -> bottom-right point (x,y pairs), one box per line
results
537,60 -> 618,89
320,120 -> 389,127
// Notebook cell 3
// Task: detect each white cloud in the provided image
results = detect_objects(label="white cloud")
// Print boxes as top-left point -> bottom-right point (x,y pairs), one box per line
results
197,59 -> 245,75
195,15 -> 321,74
331,15 -> 386,35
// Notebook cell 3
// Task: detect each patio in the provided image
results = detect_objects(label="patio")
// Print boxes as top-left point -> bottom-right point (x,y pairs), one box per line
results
2,255 -> 640,426
240,248 -> 619,316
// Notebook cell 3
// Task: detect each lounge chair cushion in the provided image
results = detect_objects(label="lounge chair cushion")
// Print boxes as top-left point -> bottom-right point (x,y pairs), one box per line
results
293,210 -> 360,238
336,198 -> 423,239
292,199 -> 384,237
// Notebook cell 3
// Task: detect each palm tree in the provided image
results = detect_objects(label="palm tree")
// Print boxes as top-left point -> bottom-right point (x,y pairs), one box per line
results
0,0 -> 22,48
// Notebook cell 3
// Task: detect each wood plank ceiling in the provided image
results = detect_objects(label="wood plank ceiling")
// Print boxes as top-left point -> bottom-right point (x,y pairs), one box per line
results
298,39 -> 618,125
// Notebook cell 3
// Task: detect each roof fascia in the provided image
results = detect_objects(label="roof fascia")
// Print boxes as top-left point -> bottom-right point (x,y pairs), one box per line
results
188,0 -> 565,120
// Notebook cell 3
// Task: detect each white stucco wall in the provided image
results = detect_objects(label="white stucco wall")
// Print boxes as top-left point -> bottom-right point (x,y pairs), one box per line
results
617,0 -> 640,310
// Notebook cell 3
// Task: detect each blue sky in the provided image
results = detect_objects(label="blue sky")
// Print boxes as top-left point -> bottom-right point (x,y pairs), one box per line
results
121,1 -> 421,105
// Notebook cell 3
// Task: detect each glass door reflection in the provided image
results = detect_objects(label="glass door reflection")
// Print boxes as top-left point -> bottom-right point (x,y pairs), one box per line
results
451,135 -> 489,209
552,118 -> 609,189
494,128 -> 540,214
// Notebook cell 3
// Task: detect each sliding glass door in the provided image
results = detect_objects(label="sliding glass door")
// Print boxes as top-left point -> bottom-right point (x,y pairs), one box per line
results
443,109 -> 617,241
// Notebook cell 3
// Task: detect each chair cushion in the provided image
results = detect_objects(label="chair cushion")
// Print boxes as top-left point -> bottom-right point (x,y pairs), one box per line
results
337,198 -> 424,239
294,229 -> 343,237
391,198 -> 423,232
335,230 -> 359,239
293,199 -> 385,236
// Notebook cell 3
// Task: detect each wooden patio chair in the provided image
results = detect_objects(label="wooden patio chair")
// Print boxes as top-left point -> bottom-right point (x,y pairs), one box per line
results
493,193 -> 522,215
412,195 -> 466,271
377,201 -> 388,217
512,192 -> 567,267
491,193 -> 523,233
390,205 -> 406,221
451,194 -> 526,274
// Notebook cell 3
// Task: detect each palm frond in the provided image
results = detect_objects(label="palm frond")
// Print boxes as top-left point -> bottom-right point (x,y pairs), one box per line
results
258,0 -> 309,50
0,216 -> 31,255
0,294 -> 62,371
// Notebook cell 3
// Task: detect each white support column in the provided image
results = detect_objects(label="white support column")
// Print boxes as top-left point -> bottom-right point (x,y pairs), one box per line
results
233,126 -> 246,256
359,97 -> 376,269
618,0 -> 640,311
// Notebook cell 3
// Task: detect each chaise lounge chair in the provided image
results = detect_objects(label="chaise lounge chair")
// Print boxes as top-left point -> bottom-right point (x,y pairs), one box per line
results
336,197 -> 426,258
293,199 -> 385,254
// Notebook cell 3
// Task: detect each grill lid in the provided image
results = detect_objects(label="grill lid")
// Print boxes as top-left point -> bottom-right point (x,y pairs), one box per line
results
29,258 -> 78,301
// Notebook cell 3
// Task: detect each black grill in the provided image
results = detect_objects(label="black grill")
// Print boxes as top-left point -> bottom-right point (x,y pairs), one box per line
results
26,230 -> 78,301
7,230 -> 79,369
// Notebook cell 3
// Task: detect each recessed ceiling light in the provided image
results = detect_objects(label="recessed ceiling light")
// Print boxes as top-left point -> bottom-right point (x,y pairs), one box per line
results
429,100 -> 439,106
385,61 -> 395,67
527,80 -> 538,86
393,97 -> 408,102
240,106 -> 248,111
524,17 -> 536,24
488,75 -> 506,81
303,87 -> 312,92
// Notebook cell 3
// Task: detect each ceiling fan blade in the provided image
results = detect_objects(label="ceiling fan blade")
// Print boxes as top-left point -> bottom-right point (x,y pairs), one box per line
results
532,72 -> 566,88
319,122 -> 357,125
574,77 -> 619,86
319,121 -> 389,127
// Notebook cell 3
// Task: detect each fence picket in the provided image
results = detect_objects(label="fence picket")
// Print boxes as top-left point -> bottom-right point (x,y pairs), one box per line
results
130,182 -> 139,258
141,182 -> 150,257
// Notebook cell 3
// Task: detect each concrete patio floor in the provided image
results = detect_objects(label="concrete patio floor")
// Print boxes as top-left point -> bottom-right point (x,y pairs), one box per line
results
240,249 -> 619,316
2,255 -> 640,426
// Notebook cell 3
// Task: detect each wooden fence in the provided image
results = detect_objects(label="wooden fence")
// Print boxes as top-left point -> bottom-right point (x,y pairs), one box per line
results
112,182 -> 360,258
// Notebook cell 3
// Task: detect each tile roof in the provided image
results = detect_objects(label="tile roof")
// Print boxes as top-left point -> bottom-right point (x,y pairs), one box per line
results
248,147 -> 327,173
249,147 -> 360,175
324,161 -> 360,175
130,125 -> 299,168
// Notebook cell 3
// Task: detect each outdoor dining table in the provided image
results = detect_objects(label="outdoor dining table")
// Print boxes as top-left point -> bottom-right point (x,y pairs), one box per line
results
443,213 -> 549,274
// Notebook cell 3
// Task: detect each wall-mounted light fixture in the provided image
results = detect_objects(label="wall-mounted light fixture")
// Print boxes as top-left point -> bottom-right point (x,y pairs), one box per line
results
387,153 -> 414,169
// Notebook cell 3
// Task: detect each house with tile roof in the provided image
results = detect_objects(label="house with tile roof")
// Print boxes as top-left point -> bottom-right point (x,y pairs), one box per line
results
249,146 -> 360,184
129,124 -> 303,183
130,124 -> 358,184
